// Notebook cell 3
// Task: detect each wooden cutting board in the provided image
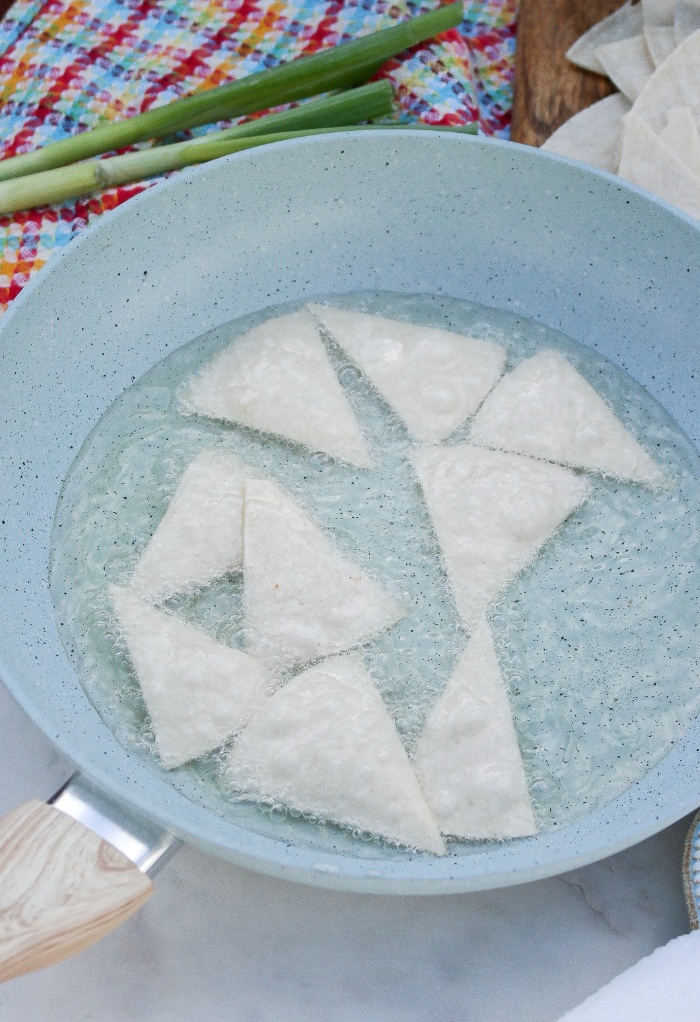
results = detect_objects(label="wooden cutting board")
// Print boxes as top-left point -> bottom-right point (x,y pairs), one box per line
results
511,0 -> 629,146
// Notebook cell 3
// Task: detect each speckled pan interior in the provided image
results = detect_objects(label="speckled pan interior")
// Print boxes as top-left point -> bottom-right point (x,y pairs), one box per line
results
1,131 -> 699,894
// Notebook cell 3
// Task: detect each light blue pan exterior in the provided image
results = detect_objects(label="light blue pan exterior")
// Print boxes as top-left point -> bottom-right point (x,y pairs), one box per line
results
0,131 -> 699,894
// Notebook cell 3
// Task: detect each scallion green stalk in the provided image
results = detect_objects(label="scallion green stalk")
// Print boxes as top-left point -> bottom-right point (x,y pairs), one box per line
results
0,2 -> 463,183
159,79 -> 395,155
0,124 -> 477,214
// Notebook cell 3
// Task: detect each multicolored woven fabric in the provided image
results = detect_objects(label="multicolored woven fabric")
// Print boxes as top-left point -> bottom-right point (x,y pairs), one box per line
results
0,0 -> 516,312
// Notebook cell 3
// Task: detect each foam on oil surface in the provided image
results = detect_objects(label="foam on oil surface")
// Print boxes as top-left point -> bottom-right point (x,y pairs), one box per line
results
49,292 -> 700,851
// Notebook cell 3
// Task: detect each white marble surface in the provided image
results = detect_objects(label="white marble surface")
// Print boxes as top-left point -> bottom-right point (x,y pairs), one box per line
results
0,680 -> 692,1022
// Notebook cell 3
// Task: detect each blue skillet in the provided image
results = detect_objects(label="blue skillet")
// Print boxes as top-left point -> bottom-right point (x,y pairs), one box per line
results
0,131 -> 699,978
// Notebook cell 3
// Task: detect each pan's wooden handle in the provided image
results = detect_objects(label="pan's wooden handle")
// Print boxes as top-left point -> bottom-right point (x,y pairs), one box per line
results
0,799 -> 153,982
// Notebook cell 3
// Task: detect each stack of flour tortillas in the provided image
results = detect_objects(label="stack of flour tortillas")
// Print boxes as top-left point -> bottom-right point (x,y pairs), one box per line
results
542,0 -> 700,220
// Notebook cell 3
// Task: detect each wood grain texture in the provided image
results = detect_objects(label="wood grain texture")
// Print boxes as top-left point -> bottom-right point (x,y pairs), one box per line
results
0,800 -> 153,983
512,0 -> 629,146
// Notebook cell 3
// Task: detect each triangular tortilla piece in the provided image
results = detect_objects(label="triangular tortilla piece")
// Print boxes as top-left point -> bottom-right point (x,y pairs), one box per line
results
619,110 -> 700,219
243,479 -> 404,668
470,350 -> 664,484
596,35 -> 655,101
631,29 -> 700,133
660,106 -> 700,174
541,93 -> 630,172
224,654 -> 446,854
181,309 -> 372,468
131,450 -> 264,603
413,620 -> 537,840
644,25 -> 678,65
566,2 -> 643,74
642,0 -> 676,27
110,585 -> 270,769
309,305 -> 505,444
675,0 -> 700,44
413,446 -> 591,630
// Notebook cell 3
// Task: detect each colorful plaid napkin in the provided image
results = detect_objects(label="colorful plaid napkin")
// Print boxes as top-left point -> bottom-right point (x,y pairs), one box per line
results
0,0 -> 516,312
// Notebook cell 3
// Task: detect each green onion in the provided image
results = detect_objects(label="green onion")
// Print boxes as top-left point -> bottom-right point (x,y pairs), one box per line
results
0,124 -> 477,215
0,80 -> 397,212
178,79 -> 394,146
0,2 -> 463,183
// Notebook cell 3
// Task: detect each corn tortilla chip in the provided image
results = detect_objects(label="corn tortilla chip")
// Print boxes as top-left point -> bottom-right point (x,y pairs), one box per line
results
413,619 -> 537,841
642,0 -> 676,27
644,25 -> 678,65
110,585 -> 271,770
566,2 -> 643,74
659,105 -> 700,174
225,653 -> 446,854
308,304 -> 505,444
596,34 -> 655,101
632,29 -> 700,132
675,0 -> 700,43
181,309 -> 372,468
470,350 -> 664,484
131,450 -> 265,603
412,445 -> 590,631
243,479 -> 405,669
542,93 -> 630,172
619,111 -> 700,219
